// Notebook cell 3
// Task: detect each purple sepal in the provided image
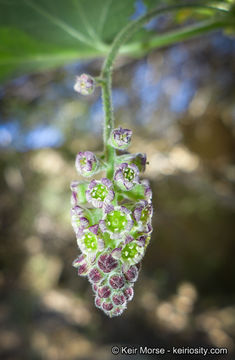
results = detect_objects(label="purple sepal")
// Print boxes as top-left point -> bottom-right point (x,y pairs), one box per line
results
124,265 -> 139,283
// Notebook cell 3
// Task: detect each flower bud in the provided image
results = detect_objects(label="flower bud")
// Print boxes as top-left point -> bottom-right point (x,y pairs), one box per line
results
110,127 -> 132,150
112,294 -> 126,306
75,151 -> 98,177
123,265 -> 139,282
98,285 -> 111,298
109,274 -> 125,289
88,267 -> 103,283
97,253 -> 118,273
74,74 -> 95,96
124,287 -> 134,301
102,302 -> 113,312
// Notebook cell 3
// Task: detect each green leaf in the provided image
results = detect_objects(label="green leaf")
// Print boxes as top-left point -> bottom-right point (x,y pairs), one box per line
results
0,0 -> 136,82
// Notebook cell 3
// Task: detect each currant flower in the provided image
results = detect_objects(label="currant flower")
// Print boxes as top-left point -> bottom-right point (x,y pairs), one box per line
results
86,178 -> 114,208
133,200 -> 153,233
71,206 -> 89,235
75,151 -> 98,177
116,152 -> 147,172
77,224 -> 104,260
110,127 -> 132,150
114,163 -> 139,191
99,205 -> 133,240
74,74 -> 96,96
121,235 -> 145,269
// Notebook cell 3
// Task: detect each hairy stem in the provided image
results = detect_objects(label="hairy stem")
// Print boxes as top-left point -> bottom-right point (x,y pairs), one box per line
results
100,1 -> 229,176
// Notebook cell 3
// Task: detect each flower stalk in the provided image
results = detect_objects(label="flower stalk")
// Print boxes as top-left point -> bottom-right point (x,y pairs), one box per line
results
71,1 -> 230,317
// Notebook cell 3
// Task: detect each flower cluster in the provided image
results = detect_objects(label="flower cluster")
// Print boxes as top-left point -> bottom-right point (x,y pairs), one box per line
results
71,128 -> 153,317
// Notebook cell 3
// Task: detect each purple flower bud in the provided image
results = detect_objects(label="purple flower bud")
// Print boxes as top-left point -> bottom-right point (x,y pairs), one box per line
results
98,286 -> 111,298
72,254 -> 90,276
112,294 -> 126,306
124,287 -> 134,301
109,275 -> 125,289
95,296 -> 103,308
102,302 -> 113,312
77,263 -> 89,276
92,284 -> 98,293
88,268 -> 103,283
124,265 -> 139,283
86,178 -> 114,208
97,253 -> 118,273
110,127 -> 132,150
74,74 -> 95,96
100,205 -> 133,240
75,151 -> 98,177
114,163 -> 139,191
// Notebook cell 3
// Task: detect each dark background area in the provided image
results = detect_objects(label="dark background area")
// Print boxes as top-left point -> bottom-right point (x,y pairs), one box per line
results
0,14 -> 235,360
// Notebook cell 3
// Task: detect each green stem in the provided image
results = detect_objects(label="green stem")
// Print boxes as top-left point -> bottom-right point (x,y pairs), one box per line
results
100,1 -> 229,176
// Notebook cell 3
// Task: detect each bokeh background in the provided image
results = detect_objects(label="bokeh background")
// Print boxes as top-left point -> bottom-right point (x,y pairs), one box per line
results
0,1 -> 235,359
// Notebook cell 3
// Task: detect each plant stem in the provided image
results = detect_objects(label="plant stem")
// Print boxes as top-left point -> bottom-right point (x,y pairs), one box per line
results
100,1 -> 229,176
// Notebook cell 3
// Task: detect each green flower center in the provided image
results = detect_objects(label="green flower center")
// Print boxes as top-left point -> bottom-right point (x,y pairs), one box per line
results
123,167 -> 134,181
106,210 -> 127,233
122,242 -> 138,260
120,134 -> 127,142
80,157 -> 87,166
91,184 -> 108,201
83,231 -> 98,251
